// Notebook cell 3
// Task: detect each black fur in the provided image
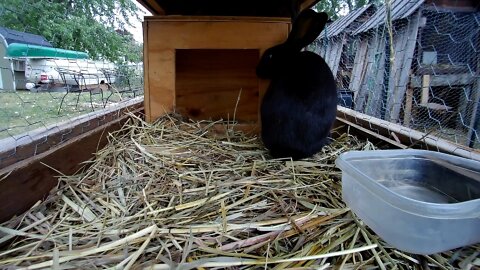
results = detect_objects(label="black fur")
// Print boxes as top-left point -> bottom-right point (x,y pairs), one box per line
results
257,9 -> 337,160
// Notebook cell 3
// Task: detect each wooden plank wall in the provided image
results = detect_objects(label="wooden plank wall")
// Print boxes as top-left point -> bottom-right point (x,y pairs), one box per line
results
386,11 -> 421,123
349,39 -> 369,100
324,35 -> 346,78
351,11 -> 421,123
144,17 -> 290,123
352,31 -> 385,116
175,49 -> 259,122
365,32 -> 386,118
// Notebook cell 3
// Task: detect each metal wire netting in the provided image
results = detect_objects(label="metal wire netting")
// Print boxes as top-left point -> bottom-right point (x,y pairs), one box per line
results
0,1 -> 145,166
0,59 -> 143,139
316,1 -> 480,149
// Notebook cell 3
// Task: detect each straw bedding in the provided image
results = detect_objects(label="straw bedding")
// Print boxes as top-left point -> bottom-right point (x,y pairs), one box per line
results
0,113 -> 478,269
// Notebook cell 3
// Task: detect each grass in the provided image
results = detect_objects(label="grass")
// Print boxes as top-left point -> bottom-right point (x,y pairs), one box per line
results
0,89 -> 141,140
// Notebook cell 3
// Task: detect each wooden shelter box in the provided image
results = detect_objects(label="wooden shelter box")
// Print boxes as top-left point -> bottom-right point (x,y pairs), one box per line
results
143,16 -> 291,127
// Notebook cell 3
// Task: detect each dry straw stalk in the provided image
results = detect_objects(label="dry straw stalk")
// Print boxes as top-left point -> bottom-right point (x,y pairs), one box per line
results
0,113 -> 478,269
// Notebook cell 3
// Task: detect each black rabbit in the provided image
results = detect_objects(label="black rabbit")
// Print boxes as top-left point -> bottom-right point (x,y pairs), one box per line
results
256,9 -> 337,160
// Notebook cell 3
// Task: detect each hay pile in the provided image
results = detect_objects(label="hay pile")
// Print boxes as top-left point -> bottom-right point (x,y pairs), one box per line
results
0,114 -> 478,269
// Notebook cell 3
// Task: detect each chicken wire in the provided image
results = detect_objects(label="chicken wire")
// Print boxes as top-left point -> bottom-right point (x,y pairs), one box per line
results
317,1 -> 480,149
0,3 -> 144,168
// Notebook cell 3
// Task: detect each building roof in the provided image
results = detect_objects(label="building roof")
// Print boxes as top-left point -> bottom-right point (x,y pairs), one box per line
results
319,4 -> 374,39
0,26 -> 53,47
353,0 -> 425,35
136,0 -> 321,16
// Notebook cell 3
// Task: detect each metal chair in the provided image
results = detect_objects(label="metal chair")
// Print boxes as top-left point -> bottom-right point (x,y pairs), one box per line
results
56,67 -> 104,114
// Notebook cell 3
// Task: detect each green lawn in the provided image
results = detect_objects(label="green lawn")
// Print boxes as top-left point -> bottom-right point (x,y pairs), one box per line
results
0,89 -> 141,139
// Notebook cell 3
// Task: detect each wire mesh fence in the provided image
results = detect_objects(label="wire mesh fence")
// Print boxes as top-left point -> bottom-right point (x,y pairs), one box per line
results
0,2 -> 479,267
315,0 -> 480,150
0,0 -> 144,167
0,60 -> 143,138
2,0 -> 479,167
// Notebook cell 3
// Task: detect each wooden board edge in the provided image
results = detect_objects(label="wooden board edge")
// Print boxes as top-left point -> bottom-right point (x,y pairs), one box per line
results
337,106 -> 480,161
0,107 -> 143,223
144,16 -> 292,23
136,0 -> 165,15
143,20 -> 152,122
0,100 -> 143,169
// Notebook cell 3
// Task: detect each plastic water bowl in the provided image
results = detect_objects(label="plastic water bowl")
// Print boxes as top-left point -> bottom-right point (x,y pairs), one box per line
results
335,149 -> 480,255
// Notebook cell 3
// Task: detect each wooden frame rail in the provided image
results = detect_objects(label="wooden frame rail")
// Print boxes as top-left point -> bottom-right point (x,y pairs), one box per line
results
0,100 -> 143,222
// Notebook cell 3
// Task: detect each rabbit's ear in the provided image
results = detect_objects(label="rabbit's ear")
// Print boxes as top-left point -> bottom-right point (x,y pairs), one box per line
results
287,9 -> 328,50
288,0 -> 302,20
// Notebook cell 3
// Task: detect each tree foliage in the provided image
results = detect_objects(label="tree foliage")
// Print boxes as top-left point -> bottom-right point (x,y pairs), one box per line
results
0,0 -> 142,63
314,0 -> 382,20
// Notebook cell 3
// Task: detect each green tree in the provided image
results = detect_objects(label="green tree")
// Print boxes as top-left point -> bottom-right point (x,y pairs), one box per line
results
0,0 -> 142,63
314,0 -> 382,20
116,29 -> 143,63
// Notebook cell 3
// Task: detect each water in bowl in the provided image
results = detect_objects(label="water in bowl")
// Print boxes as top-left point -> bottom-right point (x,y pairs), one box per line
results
379,179 -> 459,203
